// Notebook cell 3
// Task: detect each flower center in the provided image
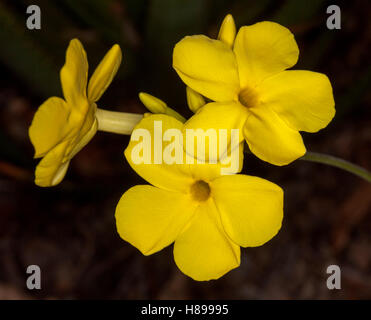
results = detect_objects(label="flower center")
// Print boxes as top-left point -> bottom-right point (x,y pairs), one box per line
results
190,180 -> 211,202
238,87 -> 258,108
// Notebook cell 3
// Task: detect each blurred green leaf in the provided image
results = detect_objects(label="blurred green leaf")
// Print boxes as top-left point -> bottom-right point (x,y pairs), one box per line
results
63,0 -> 122,43
143,0 -> 209,106
0,2 -> 60,97
233,0 -> 272,25
62,0 -> 136,76
146,0 -> 208,53
272,0 -> 326,25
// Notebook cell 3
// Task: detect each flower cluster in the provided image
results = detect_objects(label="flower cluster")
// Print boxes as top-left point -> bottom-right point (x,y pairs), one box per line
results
29,14 -> 335,280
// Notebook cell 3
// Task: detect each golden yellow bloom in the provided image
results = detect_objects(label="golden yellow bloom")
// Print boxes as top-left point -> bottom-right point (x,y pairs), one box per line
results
173,14 -> 335,166
29,39 -> 123,187
115,114 -> 283,281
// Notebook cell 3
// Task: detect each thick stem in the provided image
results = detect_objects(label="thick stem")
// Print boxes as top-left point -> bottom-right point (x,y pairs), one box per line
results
299,151 -> 371,183
95,108 -> 143,135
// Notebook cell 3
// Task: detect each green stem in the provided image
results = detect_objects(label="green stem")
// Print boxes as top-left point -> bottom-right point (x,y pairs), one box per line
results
244,147 -> 371,183
299,151 -> 371,183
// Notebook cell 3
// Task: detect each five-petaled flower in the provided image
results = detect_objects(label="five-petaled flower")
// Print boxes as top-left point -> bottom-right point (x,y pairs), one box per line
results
173,14 -> 335,166
115,114 -> 283,281
29,39 -> 122,186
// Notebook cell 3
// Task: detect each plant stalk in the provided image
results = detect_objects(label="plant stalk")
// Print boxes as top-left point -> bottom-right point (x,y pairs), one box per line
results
300,151 -> 371,183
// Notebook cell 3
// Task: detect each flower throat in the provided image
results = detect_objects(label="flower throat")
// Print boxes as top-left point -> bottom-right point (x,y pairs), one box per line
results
190,180 -> 211,202
238,87 -> 258,108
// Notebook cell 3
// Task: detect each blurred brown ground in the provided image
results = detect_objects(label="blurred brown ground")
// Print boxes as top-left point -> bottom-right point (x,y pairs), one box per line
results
0,0 -> 370,299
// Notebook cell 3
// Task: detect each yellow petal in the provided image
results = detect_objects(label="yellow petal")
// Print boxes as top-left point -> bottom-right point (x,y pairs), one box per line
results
233,22 -> 299,87
60,39 -> 88,107
34,141 -> 70,187
183,101 -> 248,163
62,100 -> 97,160
174,200 -> 240,281
34,106 -> 97,186
211,174 -> 283,247
88,44 -> 122,102
258,70 -> 335,132
186,86 -> 205,113
217,14 -> 236,48
173,35 -> 240,102
68,117 -> 98,160
188,142 -> 244,181
124,114 -> 193,192
243,106 -> 306,165
115,185 -> 197,256
29,97 -> 71,158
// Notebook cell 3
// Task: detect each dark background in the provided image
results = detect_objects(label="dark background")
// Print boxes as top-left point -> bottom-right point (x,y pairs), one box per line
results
0,0 -> 370,299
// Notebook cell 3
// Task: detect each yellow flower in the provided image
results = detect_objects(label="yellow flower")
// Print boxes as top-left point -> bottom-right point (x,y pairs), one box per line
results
29,39 -> 122,187
173,14 -> 335,166
115,114 -> 283,281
